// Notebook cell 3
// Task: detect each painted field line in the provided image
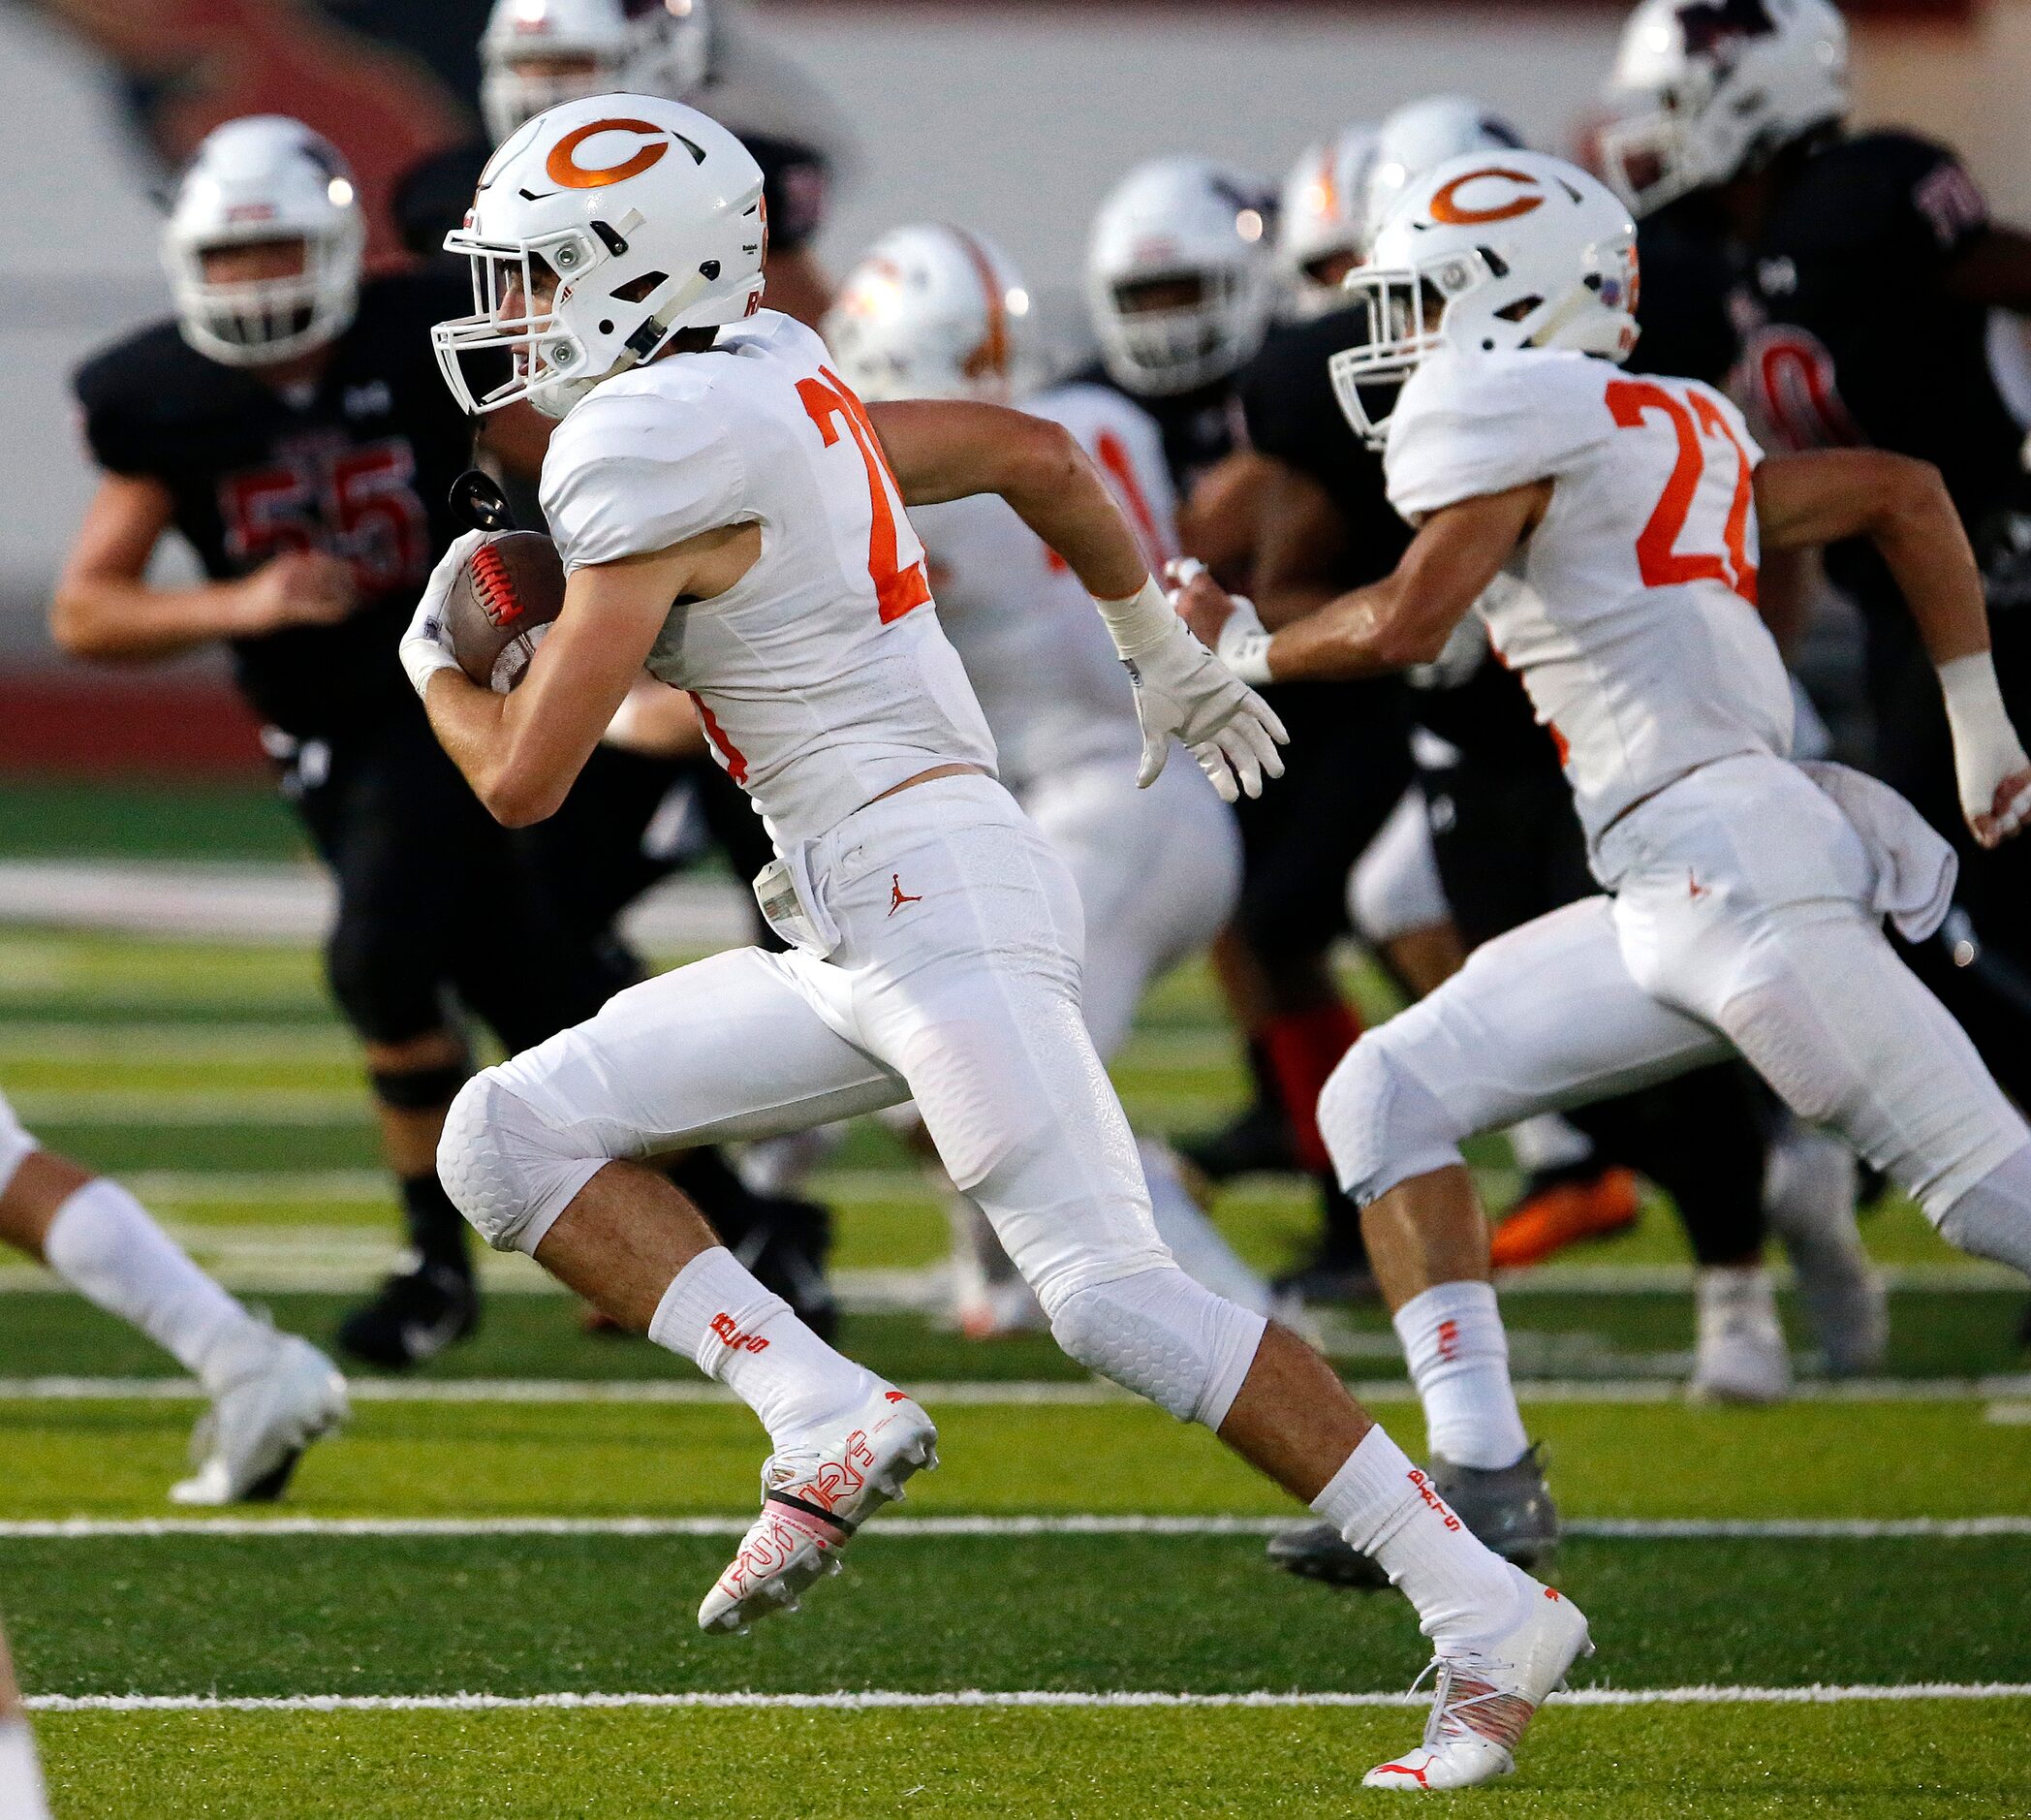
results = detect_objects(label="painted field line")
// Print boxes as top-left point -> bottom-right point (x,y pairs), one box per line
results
6,1092 -> 368,1126
3,1515 -> 2026,1541
25,1683 -> 2031,1714
4,1373 -> 2027,1406
1988,1402 -> 2031,1425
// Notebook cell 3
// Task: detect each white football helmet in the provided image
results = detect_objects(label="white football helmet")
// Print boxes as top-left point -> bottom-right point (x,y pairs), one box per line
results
481,0 -> 712,145
823,225 -> 1032,404
431,94 -> 765,420
1278,125 -> 1380,320
162,116 -> 365,367
1362,95 -> 1526,247
1599,0 -> 1848,216
1329,151 -> 1640,448
1085,156 -> 1275,396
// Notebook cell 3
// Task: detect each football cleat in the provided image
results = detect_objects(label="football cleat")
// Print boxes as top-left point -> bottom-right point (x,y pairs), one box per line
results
1363,1571 -> 1592,1791
171,1329 -> 349,1505
700,1385 -> 938,1636
336,1262 -> 479,1370
1488,1166 -> 1640,1271
1266,1443 -> 1559,1589
1690,1270 -> 1793,1404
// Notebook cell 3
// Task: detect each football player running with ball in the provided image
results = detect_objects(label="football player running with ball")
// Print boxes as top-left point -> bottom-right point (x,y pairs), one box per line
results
1179,152 -> 2031,1521
411,97 -> 1590,1790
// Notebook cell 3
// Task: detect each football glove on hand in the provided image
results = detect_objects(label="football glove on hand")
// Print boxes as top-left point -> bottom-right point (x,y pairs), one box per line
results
399,529 -> 486,700
1128,615 -> 1289,802
1939,651 -> 2031,847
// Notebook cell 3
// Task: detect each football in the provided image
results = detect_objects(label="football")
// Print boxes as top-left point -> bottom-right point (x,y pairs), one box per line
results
441,530 -> 566,693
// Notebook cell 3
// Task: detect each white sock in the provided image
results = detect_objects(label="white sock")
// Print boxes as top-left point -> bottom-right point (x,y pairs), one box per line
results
1312,1425 -> 1523,1647
1393,1280 -> 1528,1471
648,1246 -> 876,1444
0,1717 -> 51,1820
41,1179 -> 259,1391
1139,1140 -> 1272,1314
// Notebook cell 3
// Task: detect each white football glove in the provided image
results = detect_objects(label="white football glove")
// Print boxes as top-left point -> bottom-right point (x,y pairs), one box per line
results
1940,651 -> 2031,842
399,529 -> 488,700
1095,578 -> 1288,803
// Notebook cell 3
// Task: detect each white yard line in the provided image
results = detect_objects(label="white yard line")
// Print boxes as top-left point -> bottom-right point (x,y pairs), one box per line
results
2,1515 -> 2026,1541
4,1373 -> 2027,1405
24,1683 -> 2031,1714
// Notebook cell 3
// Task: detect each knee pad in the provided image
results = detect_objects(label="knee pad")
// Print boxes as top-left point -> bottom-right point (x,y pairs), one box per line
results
1316,1035 -> 1466,1207
0,1091 -> 37,1200
1047,1265 -> 1266,1428
437,1073 -> 607,1255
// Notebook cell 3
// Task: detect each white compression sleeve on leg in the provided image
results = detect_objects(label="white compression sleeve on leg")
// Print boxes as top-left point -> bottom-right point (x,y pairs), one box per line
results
1938,1143 -> 2031,1277
1391,1281 -> 1529,1471
41,1178 -> 259,1390
0,1718 -> 52,1820
1311,1425 -> 1523,1648
649,1247 -> 876,1443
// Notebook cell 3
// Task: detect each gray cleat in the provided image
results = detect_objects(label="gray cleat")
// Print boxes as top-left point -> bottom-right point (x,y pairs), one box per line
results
1265,1442 -> 1560,1587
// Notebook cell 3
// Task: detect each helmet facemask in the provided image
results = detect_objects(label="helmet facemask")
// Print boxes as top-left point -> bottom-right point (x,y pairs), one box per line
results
1100,265 -> 1265,396
1328,250 -> 1498,448
167,228 -> 363,367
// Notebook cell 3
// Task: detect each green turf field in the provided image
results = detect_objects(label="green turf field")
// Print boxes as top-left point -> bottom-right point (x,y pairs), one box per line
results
0,909 -> 2027,1817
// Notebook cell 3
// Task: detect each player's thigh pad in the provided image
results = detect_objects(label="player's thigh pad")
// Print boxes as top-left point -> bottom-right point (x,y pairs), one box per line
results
0,1089 -> 37,1200
1048,1263 -> 1267,1428
440,947 -> 908,1252
818,777 -> 1172,1310
1320,897 -> 1728,1205
1025,757 -> 1240,1058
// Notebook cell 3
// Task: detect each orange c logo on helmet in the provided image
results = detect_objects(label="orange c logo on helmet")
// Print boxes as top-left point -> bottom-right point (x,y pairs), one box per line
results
546,118 -> 670,190
1428,167 -> 1545,227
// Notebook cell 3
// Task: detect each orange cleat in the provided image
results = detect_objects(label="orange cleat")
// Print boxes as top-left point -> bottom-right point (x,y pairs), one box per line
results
1488,1167 -> 1640,1271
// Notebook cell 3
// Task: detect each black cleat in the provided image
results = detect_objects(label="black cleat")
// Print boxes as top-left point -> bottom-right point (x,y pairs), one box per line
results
336,1262 -> 479,1370
1266,1443 -> 1560,1588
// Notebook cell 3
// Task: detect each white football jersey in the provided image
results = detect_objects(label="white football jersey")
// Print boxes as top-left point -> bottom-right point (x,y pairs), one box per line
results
908,382 -> 1179,793
1387,347 -> 1795,847
542,312 -> 997,846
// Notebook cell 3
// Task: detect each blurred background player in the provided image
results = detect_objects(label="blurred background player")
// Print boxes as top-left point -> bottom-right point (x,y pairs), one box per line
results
825,222 -> 1272,1327
0,1614 -> 49,1820
1082,153 -> 1390,1301
0,1088 -> 345,1503
55,117 -> 647,1367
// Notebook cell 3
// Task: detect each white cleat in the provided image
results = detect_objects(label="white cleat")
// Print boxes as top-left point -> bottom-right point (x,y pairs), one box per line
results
1689,1268 -> 1793,1404
699,1384 -> 937,1636
1363,1570 -> 1592,1791
171,1330 -> 349,1505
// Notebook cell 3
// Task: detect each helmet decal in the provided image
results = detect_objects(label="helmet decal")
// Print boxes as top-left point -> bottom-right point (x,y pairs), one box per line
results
546,118 -> 672,188
1429,167 -> 1546,227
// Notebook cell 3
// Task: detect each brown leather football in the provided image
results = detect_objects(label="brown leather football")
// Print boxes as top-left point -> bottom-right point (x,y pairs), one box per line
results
442,530 -> 566,693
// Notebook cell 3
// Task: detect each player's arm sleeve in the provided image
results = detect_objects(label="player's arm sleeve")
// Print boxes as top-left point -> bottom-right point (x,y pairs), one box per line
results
540,392 -> 749,573
1385,355 -> 1604,522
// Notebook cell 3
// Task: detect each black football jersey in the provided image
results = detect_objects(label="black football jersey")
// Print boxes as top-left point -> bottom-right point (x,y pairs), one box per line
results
1734,130 -> 2023,529
1628,195 -> 1739,387
74,271 -> 480,738
392,129 -> 829,263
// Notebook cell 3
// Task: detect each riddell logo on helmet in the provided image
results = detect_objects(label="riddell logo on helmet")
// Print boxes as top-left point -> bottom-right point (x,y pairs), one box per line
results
547,118 -> 672,190
1429,167 -> 1545,227
709,1311 -> 770,1353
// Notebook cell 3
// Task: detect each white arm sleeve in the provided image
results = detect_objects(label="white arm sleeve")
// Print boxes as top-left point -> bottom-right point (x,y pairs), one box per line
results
1386,349 -> 1610,523
541,389 -> 749,573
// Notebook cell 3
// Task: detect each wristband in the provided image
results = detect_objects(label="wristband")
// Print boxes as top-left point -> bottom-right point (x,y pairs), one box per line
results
1094,577 -> 1178,661
1939,650 -> 2012,741
1221,630 -> 1273,687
